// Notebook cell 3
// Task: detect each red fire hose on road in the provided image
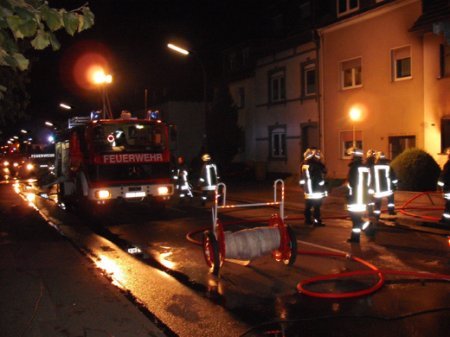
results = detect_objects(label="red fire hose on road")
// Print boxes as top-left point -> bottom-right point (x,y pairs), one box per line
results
187,190 -> 450,299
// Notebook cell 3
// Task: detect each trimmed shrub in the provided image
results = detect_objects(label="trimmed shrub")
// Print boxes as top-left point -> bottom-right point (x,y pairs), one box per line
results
390,148 -> 440,191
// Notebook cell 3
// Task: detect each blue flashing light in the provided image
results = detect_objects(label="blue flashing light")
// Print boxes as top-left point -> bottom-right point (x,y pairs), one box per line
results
90,111 -> 102,120
147,110 -> 160,120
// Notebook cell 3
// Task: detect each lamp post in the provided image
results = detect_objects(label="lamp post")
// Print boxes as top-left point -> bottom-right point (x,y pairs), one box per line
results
167,43 -> 207,140
349,107 -> 362,147
92,69 -> 113,119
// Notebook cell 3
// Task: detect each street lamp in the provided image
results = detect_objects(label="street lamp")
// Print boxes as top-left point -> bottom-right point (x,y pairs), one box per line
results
167,42 -> 207,142
59,103 -> 72,110
349,107 -> 362,147
91,69 -> 113,119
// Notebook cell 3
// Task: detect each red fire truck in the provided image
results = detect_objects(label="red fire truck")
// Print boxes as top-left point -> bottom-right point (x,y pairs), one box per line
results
55,111 -> 174,208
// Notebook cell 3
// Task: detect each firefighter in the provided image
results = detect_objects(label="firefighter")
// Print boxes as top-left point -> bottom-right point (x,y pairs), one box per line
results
198,153 -> 219,205
173,156 -> 193,200
365,149 -> 377,218
437,148 -> 450,224
346,147 -> 372,243
299,148 -> 327,226
373,151 -> 398,217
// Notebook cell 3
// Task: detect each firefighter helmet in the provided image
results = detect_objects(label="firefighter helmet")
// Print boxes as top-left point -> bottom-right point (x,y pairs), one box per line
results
201,153 -> 211,162
314,149 -> 322,160
366,149 -> 376,159
347,147 -> 363,158
304,148 -> 314,160
376,151 -> 386,160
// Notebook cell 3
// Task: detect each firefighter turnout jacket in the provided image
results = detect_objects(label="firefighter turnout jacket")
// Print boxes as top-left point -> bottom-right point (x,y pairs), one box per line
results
299,158 -> 327,200
347,158 -> 371,213
373,157 -> 397,198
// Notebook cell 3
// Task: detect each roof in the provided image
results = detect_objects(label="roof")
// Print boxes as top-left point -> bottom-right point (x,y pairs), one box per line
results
410,0 -> 450,33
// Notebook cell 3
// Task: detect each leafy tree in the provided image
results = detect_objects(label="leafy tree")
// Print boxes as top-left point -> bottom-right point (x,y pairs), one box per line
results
0,66 -> 29,125
0,0 -> 94,124
206,83 -> 241,170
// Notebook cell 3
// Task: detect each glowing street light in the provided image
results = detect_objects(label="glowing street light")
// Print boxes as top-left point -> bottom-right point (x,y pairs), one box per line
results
59,103 -> 72,110
349,107 -> 362,147
167,43 -> 190,55
90,68 -> 113,119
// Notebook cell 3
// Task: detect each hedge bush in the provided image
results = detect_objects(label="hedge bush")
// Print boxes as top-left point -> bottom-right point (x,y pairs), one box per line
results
390,148 -> 440,191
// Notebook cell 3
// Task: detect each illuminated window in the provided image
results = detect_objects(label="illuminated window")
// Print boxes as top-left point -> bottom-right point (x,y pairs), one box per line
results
340,130 -> 362,159
302,62 -> 316,97
341,58 -> 362,89
440,44 -> 450,77
269,126 -> 286,160
337,0 -> 359,16
269,69 -> 286,102
392,46 -> 411,80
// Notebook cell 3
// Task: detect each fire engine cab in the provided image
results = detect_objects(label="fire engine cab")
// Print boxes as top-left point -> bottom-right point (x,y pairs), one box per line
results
55,111 -> 174,207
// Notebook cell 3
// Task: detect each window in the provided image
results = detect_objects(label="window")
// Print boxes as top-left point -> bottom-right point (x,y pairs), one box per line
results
302,62 -> 316,97
440,44 -> 450,77
270,126 -> 286,159
237,87 -> 245,108
269,69 -> 286,102
337,0 -> 359,16
441,118 -> 450,152
341,58 -> 362,89
392,46 -> 411,80
340,130 -> 362,159
389,135 -> 415,159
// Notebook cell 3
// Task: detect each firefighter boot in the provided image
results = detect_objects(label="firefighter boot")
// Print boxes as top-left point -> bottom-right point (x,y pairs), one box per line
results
347,231 -> 360,243
313,218 -> 325,227
304,208 -> 313,226
364,221 -> 376,239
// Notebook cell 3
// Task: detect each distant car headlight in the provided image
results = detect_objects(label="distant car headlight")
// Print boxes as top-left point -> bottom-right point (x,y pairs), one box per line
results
26,163 -> 34,171
13,162 -> 19,167
3,160 -> 9,167
95,189 -> 111,200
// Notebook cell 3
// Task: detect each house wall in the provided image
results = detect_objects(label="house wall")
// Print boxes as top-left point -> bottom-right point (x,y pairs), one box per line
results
320,0 -> 423,178
229,78 -> 256,162
423,32 -> 450,168
157,101 -> 205,165
252,41 -> 319,174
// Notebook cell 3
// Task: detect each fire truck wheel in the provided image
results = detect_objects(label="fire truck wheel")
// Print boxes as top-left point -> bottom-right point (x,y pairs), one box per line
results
283,225 -> 297,266
203,230 -> 220,276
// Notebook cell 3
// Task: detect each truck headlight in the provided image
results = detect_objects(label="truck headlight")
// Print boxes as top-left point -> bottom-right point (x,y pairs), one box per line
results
157,186 -> 169,195
95,189 -> 111,200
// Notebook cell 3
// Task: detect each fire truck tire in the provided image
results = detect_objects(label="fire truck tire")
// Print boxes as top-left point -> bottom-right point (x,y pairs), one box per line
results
203,230 -> 220,276
283,225 -> 297,266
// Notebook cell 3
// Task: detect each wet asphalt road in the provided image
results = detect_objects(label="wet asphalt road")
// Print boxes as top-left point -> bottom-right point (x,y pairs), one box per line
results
14,180 -> 450,336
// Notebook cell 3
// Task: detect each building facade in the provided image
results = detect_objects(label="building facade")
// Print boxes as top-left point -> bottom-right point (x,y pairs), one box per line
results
226,0 -> 450,178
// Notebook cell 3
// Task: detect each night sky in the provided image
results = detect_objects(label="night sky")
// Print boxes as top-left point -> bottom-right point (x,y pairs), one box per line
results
26,0 -> 266,124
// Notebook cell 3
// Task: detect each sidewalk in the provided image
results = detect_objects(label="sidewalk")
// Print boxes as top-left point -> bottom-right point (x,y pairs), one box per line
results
0,184 -> 167,337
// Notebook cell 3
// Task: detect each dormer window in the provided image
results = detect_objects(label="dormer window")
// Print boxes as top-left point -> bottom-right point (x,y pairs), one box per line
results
337,0 -> 359,17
